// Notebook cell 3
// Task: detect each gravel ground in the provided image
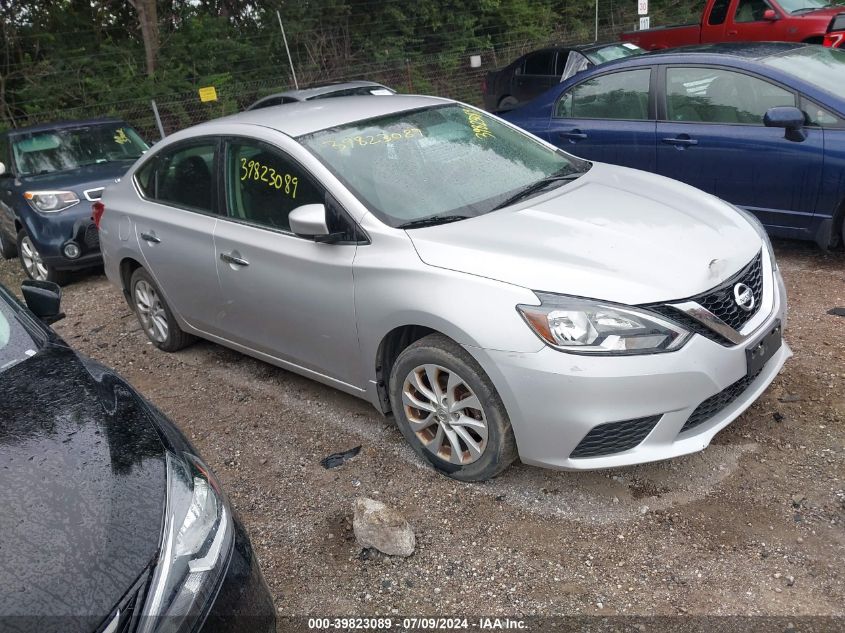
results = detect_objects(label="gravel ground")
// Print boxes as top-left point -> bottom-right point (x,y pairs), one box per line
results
1,239 -> 843,618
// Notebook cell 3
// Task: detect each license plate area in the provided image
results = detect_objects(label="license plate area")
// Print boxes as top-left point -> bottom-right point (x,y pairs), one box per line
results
746,320 -> 782,377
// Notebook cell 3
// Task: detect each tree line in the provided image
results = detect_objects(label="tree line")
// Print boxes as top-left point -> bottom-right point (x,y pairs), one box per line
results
0,0 -> 701,131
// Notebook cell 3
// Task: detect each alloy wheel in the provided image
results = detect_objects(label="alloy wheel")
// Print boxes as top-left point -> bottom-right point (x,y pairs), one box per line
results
134,279 -> 169,343
20,236 -> 48,281
401,363 -> 489,465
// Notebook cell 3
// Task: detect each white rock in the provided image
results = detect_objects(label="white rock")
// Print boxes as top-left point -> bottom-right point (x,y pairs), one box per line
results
353,497 -> 415,557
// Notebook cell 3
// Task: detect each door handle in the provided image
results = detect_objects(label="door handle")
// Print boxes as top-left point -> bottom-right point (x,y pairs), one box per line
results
727,30 -> 738,36
661,136 -> 699,147
220,252 -> 250,267
558,129 -> 588,141
140,232 -> 161,244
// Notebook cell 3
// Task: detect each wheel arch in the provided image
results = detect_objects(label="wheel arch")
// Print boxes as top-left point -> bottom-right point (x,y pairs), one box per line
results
375,324 -> 438,413
119,257 -> 144,304
802,36 -> 825,44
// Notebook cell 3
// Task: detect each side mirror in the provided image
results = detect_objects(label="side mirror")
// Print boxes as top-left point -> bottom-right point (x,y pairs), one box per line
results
763,8 -> 779,20
764,106 -> 806,141
289,203 -> 342,243
21,280 -> 64,325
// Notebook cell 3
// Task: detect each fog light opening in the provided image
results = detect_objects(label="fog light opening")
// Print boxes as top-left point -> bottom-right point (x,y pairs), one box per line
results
63,242 -> 81,259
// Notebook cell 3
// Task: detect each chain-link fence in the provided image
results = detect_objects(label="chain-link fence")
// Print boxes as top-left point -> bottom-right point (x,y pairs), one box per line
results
7,1 -> 684,140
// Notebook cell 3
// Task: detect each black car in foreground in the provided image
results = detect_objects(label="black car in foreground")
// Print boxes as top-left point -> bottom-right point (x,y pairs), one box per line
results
0,281 -> 275,633
482,41 -> 645,112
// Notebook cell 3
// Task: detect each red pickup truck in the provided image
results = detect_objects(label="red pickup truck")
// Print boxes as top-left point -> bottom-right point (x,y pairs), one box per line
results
621,0 -> 845,50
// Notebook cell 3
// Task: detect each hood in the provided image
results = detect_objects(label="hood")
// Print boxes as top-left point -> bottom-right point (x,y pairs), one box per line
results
790,5 -> 845,21
407,163 -> 761,305
16,160 -> 134,194
0,344 -> 166,632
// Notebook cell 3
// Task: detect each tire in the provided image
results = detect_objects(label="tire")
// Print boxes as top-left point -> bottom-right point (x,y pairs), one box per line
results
0,230 -> 16,259
497,95 -> 519,111
16,229 -> 69,285
388,333 -> 517,481
129,267 -> 195,352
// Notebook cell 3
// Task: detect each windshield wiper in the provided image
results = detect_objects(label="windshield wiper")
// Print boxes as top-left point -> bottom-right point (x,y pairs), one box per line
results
397,214 -> 471,229
492,171 -> 587,211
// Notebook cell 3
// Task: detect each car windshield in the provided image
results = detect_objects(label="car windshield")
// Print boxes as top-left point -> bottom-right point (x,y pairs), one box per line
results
585,43 -> 645,64
761,46 -> 845,95
0,295 -> 39,374
11,123 -> 148,176
299,105 -> 586,227
777,0 -> 842,12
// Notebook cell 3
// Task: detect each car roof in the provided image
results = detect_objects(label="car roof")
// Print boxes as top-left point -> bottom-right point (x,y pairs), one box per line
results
256,80 -> 392,103
199,94 -> 452,138
640,41 -> 807,61
3,117 -> 125,137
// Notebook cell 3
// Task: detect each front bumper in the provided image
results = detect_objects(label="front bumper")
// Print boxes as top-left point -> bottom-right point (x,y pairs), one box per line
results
469,269 -> 791,471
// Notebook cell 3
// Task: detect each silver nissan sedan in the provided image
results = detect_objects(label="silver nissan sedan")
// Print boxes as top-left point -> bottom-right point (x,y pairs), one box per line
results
98,95 -> 790,481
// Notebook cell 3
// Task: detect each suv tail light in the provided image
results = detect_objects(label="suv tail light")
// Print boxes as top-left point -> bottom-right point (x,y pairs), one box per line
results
91,201 -> 105,228
824,32 -> 844,47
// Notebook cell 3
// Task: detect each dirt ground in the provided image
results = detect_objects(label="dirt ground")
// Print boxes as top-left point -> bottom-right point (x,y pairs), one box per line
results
1,239 -> 843,619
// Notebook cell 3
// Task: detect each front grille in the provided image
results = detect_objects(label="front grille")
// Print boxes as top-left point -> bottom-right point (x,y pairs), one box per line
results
680,368 -> 763,434
570,415 -> 661,458
644,251 -> 764,346
694,251 -> 763,331
84,222 -> 100,249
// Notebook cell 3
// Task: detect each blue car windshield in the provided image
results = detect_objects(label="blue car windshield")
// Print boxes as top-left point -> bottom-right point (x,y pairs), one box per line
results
11,123 -> 148,176
761,46 -> 845,96
0,297 -> 39,374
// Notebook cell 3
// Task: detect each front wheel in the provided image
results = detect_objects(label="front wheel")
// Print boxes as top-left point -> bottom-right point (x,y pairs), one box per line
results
17,230 -> 69,285
0,230 -> 16,259
130,267 -> 195,352
389,333 -> 517,481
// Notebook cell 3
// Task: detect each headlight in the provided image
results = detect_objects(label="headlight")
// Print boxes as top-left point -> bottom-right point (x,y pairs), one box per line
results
24,190 -> 80,212
517,293 -> 691,355
138,452 -> 233,633
733,205 -> 777,271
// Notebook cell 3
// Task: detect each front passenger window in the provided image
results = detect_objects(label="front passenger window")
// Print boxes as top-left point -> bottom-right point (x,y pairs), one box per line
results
226,141 -> 323,232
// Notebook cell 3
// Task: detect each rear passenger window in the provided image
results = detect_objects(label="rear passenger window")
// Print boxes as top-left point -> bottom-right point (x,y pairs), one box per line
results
136,142 -> 216,213
522,51 -> 555,76
225,140 -> 323,232
554,69 -> 651,120
708,0 -> 731,25
666,67 -> 795,124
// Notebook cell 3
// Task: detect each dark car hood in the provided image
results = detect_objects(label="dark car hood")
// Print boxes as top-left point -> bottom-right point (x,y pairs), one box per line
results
16,160 -> 135,193
0,344 -> 166,632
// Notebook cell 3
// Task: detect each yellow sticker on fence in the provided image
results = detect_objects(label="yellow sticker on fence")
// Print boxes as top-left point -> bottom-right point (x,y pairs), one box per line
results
199,86 -> 218,102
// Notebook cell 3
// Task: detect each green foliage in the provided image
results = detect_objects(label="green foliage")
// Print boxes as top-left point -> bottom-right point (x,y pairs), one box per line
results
0,0 -> 701,134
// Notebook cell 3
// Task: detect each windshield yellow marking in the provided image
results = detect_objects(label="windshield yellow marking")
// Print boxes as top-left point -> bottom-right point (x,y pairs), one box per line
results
320,127 -> 423,151
113,128 -> 130,145
462,108 -> 494,140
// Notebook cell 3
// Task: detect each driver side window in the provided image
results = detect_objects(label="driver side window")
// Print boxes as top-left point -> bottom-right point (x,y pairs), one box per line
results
734,0 -> 770,23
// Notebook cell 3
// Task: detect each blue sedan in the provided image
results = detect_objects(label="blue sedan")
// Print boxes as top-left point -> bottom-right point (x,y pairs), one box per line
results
502,42 -> 845,248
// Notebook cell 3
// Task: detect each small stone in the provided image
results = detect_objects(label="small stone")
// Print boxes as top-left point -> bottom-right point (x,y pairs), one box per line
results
596,602 -> 603,609
353,497 -> 415,557
774,572 -> 782,579
792,494 -> 805,506
786,576 -> 795,587
772,412 -> 785,423
640,505 -> 650,515
797,537 -> 804,544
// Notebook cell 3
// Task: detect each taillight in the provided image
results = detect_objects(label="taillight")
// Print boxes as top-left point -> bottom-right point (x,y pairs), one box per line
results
91,201 -> 105,228
824,32 -> 844,47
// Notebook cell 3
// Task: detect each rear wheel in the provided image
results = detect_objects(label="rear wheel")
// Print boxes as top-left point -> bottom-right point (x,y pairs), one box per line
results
389,333 -> 517,481
130,267 -> 195,352
497,95 -> 519,111
17,230 -> 69,285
